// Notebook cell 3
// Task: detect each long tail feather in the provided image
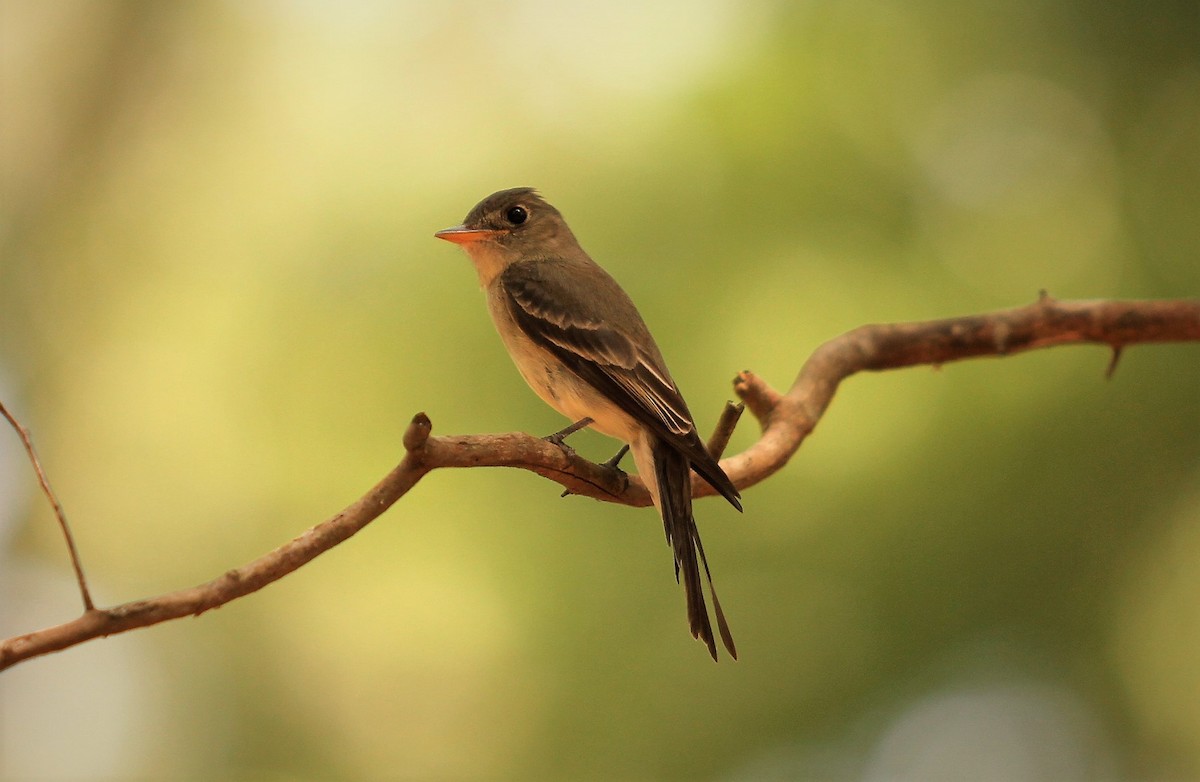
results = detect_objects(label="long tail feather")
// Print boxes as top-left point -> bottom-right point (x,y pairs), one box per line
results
692,526 -> 737,660
653,438 -> 736,661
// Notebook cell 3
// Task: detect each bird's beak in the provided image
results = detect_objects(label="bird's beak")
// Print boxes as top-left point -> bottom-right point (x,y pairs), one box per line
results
434,225 -> 499,245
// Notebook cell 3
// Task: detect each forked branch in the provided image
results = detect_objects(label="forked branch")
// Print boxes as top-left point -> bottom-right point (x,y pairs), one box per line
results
2,295 -> 1197,670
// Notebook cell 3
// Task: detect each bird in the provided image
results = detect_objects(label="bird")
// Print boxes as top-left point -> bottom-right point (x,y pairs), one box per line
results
435,187 -> 741,660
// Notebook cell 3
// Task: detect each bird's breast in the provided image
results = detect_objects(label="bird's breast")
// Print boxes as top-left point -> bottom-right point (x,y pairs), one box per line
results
485,284 -> 640,444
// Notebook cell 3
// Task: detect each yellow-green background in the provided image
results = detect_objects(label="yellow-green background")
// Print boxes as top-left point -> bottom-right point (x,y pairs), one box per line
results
2,2 -> 1198,780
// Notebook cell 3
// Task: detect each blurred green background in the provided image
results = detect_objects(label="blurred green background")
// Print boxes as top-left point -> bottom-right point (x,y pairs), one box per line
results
2,2 -> 1198,780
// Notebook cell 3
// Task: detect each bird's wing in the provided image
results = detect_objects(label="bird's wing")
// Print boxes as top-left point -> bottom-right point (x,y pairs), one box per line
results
501,259 -> 741,509
502,258 -> 692,435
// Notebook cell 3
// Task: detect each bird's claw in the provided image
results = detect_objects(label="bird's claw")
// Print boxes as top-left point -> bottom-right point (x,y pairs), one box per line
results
602,444 -> 630,471
562,443 -> 629,499
544,417 -> 593,453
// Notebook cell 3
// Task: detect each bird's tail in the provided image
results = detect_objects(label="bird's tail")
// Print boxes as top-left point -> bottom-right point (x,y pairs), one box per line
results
653,438 -> 736,661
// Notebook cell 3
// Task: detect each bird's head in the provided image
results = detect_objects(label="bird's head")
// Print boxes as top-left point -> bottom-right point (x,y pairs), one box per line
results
435,188 -> 577,285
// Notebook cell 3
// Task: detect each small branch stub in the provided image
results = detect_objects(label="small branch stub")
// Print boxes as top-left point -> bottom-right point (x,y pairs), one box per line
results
403,412 -> 433,453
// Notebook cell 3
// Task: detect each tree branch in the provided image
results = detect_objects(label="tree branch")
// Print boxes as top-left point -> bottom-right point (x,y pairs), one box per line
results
0,400 -> 94,610
718,294 -> 1200,495
2,295 -> 1197,670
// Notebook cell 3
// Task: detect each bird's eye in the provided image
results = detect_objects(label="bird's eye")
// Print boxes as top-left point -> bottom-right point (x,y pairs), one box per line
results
505,205 -> 528,225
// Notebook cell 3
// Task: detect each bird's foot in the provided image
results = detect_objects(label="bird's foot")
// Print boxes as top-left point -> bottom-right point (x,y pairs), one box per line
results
561,443 -> 629,499
544,417 -> 593,454
602,444 -> 630,471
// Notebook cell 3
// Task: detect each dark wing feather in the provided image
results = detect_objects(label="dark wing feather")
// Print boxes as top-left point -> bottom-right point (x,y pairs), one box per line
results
501,258 -> 741,510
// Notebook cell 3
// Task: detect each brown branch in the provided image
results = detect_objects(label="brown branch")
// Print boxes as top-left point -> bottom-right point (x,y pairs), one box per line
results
717,294 -> 1200,495
0,400 -> 94,610
706,401 -> 745,461
2,295 -> 1197,670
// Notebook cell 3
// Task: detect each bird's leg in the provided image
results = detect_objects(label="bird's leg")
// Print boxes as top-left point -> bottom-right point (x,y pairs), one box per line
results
544,417 -> 593,451
602,444 -> 630,471
560,443 -> 629,499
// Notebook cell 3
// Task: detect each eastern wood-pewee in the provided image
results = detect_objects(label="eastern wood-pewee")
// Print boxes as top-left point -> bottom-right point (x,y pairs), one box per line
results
436,188 -> 741,660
